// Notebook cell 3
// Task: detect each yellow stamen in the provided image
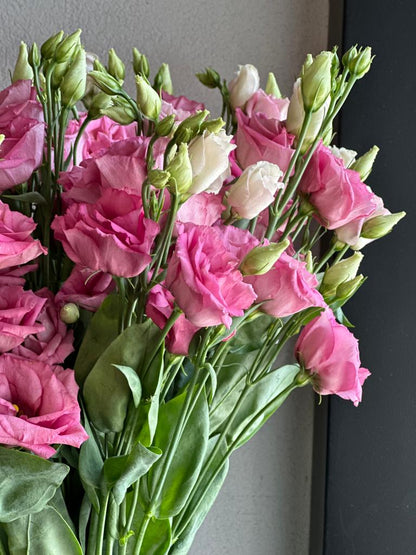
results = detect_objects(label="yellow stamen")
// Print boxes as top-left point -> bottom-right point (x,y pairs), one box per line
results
12,403 -> 19,413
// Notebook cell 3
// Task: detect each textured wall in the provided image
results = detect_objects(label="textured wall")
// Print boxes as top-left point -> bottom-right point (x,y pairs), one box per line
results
0,0 -> 329,553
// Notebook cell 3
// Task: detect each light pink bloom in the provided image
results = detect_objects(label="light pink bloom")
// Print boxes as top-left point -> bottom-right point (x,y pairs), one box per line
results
161,91 -> 205,123
176,192 -> 224,228
0,354 -> 88,458
0,80 -> 45,191
0,285 -> 46,353
52,188 -> 159,278
295,309 -> 370,406
13,288 -> 74,365
165,224 -> 257,328
56,265 -> 115,311
0,200 -> 47,270
299,142 -> 378,229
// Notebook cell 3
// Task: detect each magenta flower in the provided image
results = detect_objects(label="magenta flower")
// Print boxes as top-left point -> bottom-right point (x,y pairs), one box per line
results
56,265 -> 115,312
0,354 -> 88,458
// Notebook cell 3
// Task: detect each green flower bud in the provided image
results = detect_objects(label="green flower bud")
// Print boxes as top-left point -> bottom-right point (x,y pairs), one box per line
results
89,70 -> 122,95
342,45 -> 358,68
155,114 -> 176,137
166,143 -> 193,195
301,51 -> 333,112
265,72 -> 282,98
361,211 -> 406,239
196,67 -> 221,89
87,92 -> 114,119
41,31 -> 64,60
305,250 -> 314,274
108,48 -> 125,83
240,240 -> 290,276
173,109 -> 210,143
135,75 -> 161,120
147,169 -> 171,189
132,48 -> 149,78
55,29 -> 82,63
60,303 -> 80,324
299,195 -> 316,216
350,145 -> 379,181
101,96 -> 136,125
28,43 -> 40,68
321,252 -> 364,297
335,274 -> 365,303
347,46 -> 373,79
200,117 -> 225,134
51,60 -> 70,89
61,47 -> 87,107
93,59 -> 107,73
301,54 -> 314,76
153,63 -> 173,94
12,42 -> 33,82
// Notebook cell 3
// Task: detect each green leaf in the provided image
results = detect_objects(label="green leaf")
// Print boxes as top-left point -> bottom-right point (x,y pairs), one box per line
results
137,346 -> 164,447
0,447 -> 69,523
146,389 -> 209,518
2,505 -> 82,554
78,494 -> 91,552
1,191 -> 47,205
103,443 -> 161,504
112,364 -> 142,407
78,417 -> 103,512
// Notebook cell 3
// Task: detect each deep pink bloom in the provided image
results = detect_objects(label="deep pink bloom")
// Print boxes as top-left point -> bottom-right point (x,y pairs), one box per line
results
0,285 -> 46,353
52,188 -> 159,278
12,288 -> 74,364
299,142 -> 378,229
165,224 -> 257,328
0,200 -> 47,269
295,309 -> 370,406
245,252 -> 326,318
161,92 -> 205,123
0,263 -> 38,286
0,80 -> 45,191
56,265 -> 115,311
0,354 -> 88,458
146,284 -> 200,355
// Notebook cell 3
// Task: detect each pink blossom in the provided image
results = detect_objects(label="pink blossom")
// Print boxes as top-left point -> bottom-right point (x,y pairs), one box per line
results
0,285 -> 46,353
0,200 -> 46,270
299,142 -> 378,229
160,92 -> 205,122
295,309 -> 370,406
0,263 -> 38,286
52,188 -> 159,278
0,354 -> 88,458
0,80 -> 45,191
165,224 -> 257,328
176,192 -> 224,228
56,265 -> 115,311
12,288 -> 74,364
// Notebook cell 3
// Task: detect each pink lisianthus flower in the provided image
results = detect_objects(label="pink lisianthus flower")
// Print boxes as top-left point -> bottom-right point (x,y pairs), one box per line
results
160,91 -> 205,123
0,200 -> 47,269
176,192 -> 224,229
146,284 -> 200,355
165,224 -> 257,328
235,89 -> 294,173
0,285 -> 46,353
12,288 -> 74,365
299,142 -> 378,229
52,188 -> 159,278
0,80 -> 45,192
295,309 -> 370,406
64,112 -> 137,167
0,263 -> 38,286
245,252 -> 326,318
0,354 -> 88,458
56,265 -> 115,312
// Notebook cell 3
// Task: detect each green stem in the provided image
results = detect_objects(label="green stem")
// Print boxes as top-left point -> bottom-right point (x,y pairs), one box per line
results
133,513 -> 151,555
95,493 -> 110,555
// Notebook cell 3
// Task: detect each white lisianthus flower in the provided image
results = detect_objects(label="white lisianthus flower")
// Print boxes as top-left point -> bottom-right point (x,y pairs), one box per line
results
226,161 -> 284,220
330,145 -> 358,168
229,64 -> 260,109
188,130 -> 236,195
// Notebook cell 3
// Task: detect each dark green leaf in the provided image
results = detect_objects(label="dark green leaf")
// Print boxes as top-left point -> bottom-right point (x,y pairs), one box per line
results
78,418 -> 103,512
1,192 -> 47,205
112,364 -> 142,407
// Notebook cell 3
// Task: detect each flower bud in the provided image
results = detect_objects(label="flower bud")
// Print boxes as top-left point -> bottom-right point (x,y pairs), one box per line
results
301,51 -> 333,112
173,110 -> 210,143
229,64 -> 260,109
147,169 -> 171,189
361,211 -> 406,239
301,54 -> 314,76
196,67 -> 221,89
12,42 -> 33,83
155,114 -> 176,137
347,47 -> 373,79
342,46 -> 358,68
87,92 -> 114,119
60,303 -> 80,324
61,47 -> 87,107
135,75 -> 161,120
321,252 -> 364,297
55,29 -> 82,63
101,96 -> 136,125
154,63 -> 173,94
200,117 -> 225,134
29,43 -> 40,68
329,146 -> 357,168
335,274 -> 365,303
93,59 -> 107,73
265,72 -> 282,98
166,143 -> 193,195
89,70 -> 122,95
132,48 -> 149,78
350,145 -> 379,181
51,60 -> 70,89
41,31 -> 64,60
107,48 -> 125,83
240,240 -> 290,275
305,250 -> 313,274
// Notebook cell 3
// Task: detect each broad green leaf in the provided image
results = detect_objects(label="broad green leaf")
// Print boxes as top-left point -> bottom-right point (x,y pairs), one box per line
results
2,505 -> 82,554
137,346 -> 164,447
78,494 -> 91,552
147,389 -> 209,518
78,419 -> 103,512
112,364 -> 142,407
103,443 -> 161,504
0,447 -> 69,523
1,191 -> 47,205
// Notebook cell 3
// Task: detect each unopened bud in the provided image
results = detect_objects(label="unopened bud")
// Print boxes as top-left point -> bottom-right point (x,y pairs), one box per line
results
342,46 -> 358,68
28,43 -> 40,68
41,31 -> 64,60
335,274 -> 365,302
135,75 -> 161,120
200,117 -> 225,134
108,48 -> 125,83
147,169 -> 171,189
51,60 -> 70,89
350,145 -> 379,181
301,51 -> 333,112
93,59 -> 107,73
153,63 -> 173,94
265,72 -> 282,98
229,64 -> 260,109
173,109 -> 210,143
55,29 -> 82,63
240,240 -> 290,275
102,96 -> 136,125
155,114 -> 176,137
166,143 -> 193,195
61,47 -> 87,107
299,196 -> 316,216
60,303 -> 80,324
305,250 -> 314,274
87,92 -> 113,119
89,70 -> 122,95
347,46 -> 373,79
321,252 -> 364,296
361,211 -> 406,239
301,54 -> 314,76
12,42 -> 33,82
196,67 -> 221,89
132,48 -> 149,78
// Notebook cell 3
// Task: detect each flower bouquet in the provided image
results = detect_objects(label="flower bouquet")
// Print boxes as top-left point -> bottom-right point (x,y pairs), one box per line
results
0,31 -> 404,554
